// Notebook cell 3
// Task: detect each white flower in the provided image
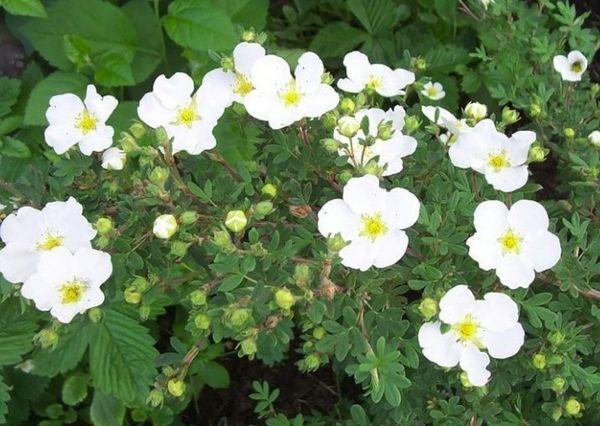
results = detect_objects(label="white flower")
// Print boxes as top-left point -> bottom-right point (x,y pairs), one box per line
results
202,42 -> 266,108
101,147 -> 126,170
421,82 -> 445,100
464,102 -> 487,121
244,52 -> 339,129
0,198 -> 96,284
153,214 -> 178,239
588,130 -> 600,147
337,116 -> 361,138
450,119 -> 536,192
421,105 -> 471,138
21,247 -> 112,323
333,106 -> 417,176
44,85 -> 118,156
337,51 -> 415,97
418,285 -> 525,386
467,200 -> 561,289
318,175 -> 420,271
553,51 -> 588,82
137,72 -> 225,155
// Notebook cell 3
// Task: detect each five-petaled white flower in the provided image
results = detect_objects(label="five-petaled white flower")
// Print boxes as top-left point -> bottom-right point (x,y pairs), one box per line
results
421,82 -> 445,100
318,175 -> 420,271
101,147 -> 126,170
333,106 -> 417,176
202,42 -> 266,108
0,198 -> 96,284
337,51 -> 415,97
553,50 -> 588,82
418,285 -> 524,386
138,72 -> 225,155
421,105 -> 471,144
21,247 -> 112,323
244,52 -> 339,129
467,200 -> 561,289
45,85 -> 118,156
450,119 -> 536,192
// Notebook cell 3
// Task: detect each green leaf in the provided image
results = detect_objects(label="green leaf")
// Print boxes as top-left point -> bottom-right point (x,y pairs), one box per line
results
197,361 -> 230,389
164,0 -> 237,51
62,374 -> 89,406
106,101 -> 138,134
32,322 -> 91,377
211,0 -> 269,30
0,300 -> 37,366
0,77 -> 21,118
94,52 -> 135,87
90,390 -> 125,426
24,71 -> 88,126
0,136 -> 31,158
1,0 -> 46,17
0,373 -> 9,423
218,274 -> 244,292
89,308 -> 158,404
347,0 -> 397,34
309,22 -> 367,58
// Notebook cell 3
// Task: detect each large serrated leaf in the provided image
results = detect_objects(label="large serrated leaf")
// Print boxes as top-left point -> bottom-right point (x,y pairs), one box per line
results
0,373 -> 9,423
0,300 -> 38,366
32,321 -> 91,377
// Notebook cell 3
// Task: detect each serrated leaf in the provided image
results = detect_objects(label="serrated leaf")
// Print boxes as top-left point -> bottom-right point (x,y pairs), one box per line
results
0,373 -> 9,423
62,374 -> 89,406
90,390 -> 125,426
32,322 -> 91,377
0,77 -> 21,118
347,0 -> 397,34
94,52 -> 135,87
309,22 -> 367,58
0,300 -> 37,366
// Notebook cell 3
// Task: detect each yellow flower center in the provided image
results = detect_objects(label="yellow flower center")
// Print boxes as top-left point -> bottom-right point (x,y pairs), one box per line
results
234,74 -> 253,96
36,233 -> 64,251
75,110 -> 98,134
570,61 -> 582,73
59,279 -> 87,304
176,103 -> 199,128
280,84 -> 302,107
453,314 -> 480,343
426,86 -> 439,97
366,75 -> 383,91
487,149 -> 511,171
498,228 -> 523,254
359,213 -> 388,241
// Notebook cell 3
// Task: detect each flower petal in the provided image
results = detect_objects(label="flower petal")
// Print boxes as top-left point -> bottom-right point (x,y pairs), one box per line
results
153,73 -> 195,109
339,238 -> 376,271
439,285 -> 476,325
84,85 -> 118,123
342,175 -> 386,215
496,254 -> 535,289
233,42 -> 266,76
251,55 -> 292,93
137,92 -> 175,128
418,321 -> 461,368
295,51 -> 324,91
522,231 -> 561,272
46,93 -> 84,125
382,188 -> 420,230
372,230 -> 408,268
482,323 -> 524,359
459,346 -> 491,386
473,200 -> 509,236
508,200 -> 549,234
318,199 -> 359,241
466,233 -> 501,271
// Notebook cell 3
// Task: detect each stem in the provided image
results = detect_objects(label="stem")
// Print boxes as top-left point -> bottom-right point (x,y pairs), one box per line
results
205,152 -> 242,182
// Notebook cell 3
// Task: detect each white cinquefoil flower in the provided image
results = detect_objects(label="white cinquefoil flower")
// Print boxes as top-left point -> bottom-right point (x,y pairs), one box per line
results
45,85 -> 118,155
450,119 -> 536,192
333,106 -> 417,176
318,175 -> 420,271
101,147 -> 126,170
138,72 -> 225,155
553,50 -> 588,82
0,198 -> 96,284
244,52 -> 339,129
337,51 -> 415,97
202,42 -> 266,108
418,285 -> 525,386
421,82 -> 445,100
467,200 -> 561,289
21,247 -> 112,323
421,105 -> 471,143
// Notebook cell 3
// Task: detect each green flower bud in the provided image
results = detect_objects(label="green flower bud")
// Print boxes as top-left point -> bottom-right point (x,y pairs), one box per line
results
229,308 -> 252,328
154,127 -> 169,144
530,103 -> 542,117
415,56 -> 427,71
95,217 -> 113,235
312,327 -> 326,340
321,138 -> 340,153
194,313 -> 211,330
149,167 -> 169,186
551,376 -> 566,393
528,145 -> 547,163
139,305 -> 151,321
293,264 -> 311,287
96,236 -> 110,249
124,287 -> 142,305
501,106 -> 520,124
220,56 -> 235,72
119,132 -> 139,153
131,277 -> 149,292
239,337 -> 258,357
565,398 -> 582,416
321,72 -> 334,85
362,160 -> 383,176
88,307 -> 103,323
377,120 -> 395,140
225,210 -> 247,233
241,30 -> 256,42
551,407 -> 562,422
340,98 -> 356,114
35,328 -> 59,349
254,201 -> 274,219
190,290 -> 207,306
167,379 -> 186,397
304,354 -> 320,371
548,330 -> 565,346
418,298 -> 439,320
323,113 -> 338,130
532,353 -> 546,370
212,229 -> 236,253
170,241 -> 189,258
337,170 -> 353,184
129,122 -> 147,139
261,183 -> 278,198
327,234 -> 347,252
563,128 -> 575,138
587,130 -> 600,147
464,102 -> 488,121
153,214 -> 178,239
459,371 -> 473,388
404,115 -> 421,134
337,116 -> 361,138
180,211 -> 199,225
275,288 -> 295,310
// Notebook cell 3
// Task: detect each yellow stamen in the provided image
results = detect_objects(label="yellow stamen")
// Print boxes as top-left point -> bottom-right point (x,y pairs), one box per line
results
36,233 -> 64,251
570,61 -> 582,73
280,84 -> 302,107
487,149 -> 511,171
176,103 -> 199,128
366,75 -> 383,91
427,86 -> 439,97
498,228 -> 523,254
59,279 -> 87,304
75,110 -> 98,134
453,314 -> 480,343
359,213 -> 388,241
234,74 -> 253,96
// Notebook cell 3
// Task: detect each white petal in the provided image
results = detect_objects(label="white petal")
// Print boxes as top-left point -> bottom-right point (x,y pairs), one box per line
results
0,244 -> 39,284
336,78 -> 364,93
300,84 -> 339,118
372,230 -> 408,268
439,285 -> 476,325
341,51 -> 370,86
466,233 -> 501,271
496,255 -> 535,289
509,130 -> 536,165
521,231 -> 561,272
421,106 -> 456,126
473,200 -> 509,236
21,272 -> 56,310
201,69 -> 235,108
78,126 -> 114,155
482,323 -> 524,359
46,93 -> 84,125
485,165 -> 529,192
418,321 -> 461,368
552,55 -> 569,75
44,124 -> 81,155
243,90 -> 272,122
0,206 -> 44,243
137,92 -> 175,128
153,73 -> 195,109
393,68 -> 415,89
459,346 -> 491,386
508,200 -> 549,234
295,51 -> 324,91
339,238 -> 376,271
448,137 -> 475,168
84,85 -> 118,123
233,42 -> 266,76
382,188 -> 420,230
342,175 -> 386,215
370,65 -> 398,97
475,292 -> 519,331
251,55 -> 292,93
318,199 -> 359,241
73,248 -> 112,286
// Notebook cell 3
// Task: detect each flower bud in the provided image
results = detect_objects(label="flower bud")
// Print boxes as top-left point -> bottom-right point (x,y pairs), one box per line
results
551,376 -> 566,393
119,132 -> 139,153
239,337 -> 258,357
551,407 -> 562,422
588,130 -> 600,147
220,56 -> 235,72
337,170 -> 353,184
528,145 -> 548,163
229,308 -> 252,328
548,330 -> 565,346
167,379 -> 186,397
337,116 -> 360,138
124,287 -> 142,305
312,327 -> 325,340
565,398 -> 582,416
101,148 -> 126,170
154,127 -> 169,144
129,121 -> 147,139
362,160 -> 383,176
275,288 -> 295,310
459,371 -> 473,388
212,229 -> 236,253
225,210 -> 247,233
415,56 -> 427,71
139,305 -> 151,321
146,389 -> 164,407
321,138 -> 340,153
149,167 -> 169,187
418,298 -> 439,320
131,277 -> 149,292
501,106 -> 520,124
321,72 -> 334,85
131,409 -> 148,423
464,102 -> 487,121
96,236 -> 110,249
194,313 -> 211,330
241,30 -> 256,42
153,214 -> 178,239
563,128 -> 575,138
190,290 -> 207,306
180,211 -> 198,225
377,120 -> 395,140
35,328 -> 58,349
327,234 -> 347,252
530,102 -> 542,117
253,201 -> 274,219
293,264 -> 311,287
404,115 -> 421,134
532,353 -> 546,370
322,112 -> 338,130
340,98 -> 356,114
88,307 -> 103,323
261,183 -> 278,198
304,354 -> 320,371
95,217 -> 113,235
170,241 -> 189,258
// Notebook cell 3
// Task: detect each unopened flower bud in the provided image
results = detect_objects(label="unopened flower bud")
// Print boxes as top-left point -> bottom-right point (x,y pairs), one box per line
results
551,376 -> 566,393
551,407 -> 563,421
362,160 -> 383,176
404,115 -> 421,133
337,170 -> 353,184
239,337 -> 258,357
563,128 -> 575,138
95,217 -> 113,235
119,132 -> 139,153
565,398 -> 582,416
418,298 -> 438,320
322,112 -> 338,130
101,148 -> 126,170
212,229 -> 236,252
254,201 -> 274,219
459,371 -> 473,388
415,56 -> 427,71
501,106 -> 520,124
96,236 -> 110,249
190,290 -> 207,306
229,308 -> 252,328
530,103 -> 542,117
327,234 -> 347,252
293,264 -> 311,287
167,379 -> 186,397
180,211 -> 198,225
138,305 -> 151,321
340,98 -> 356,114
312,327 -> 325,340
304,354 -> 320,371
321,138 -> 340,153
225,210 -> 247,233
170,241 -> 189,257
377,120 -> 395,140
149,167 -> 169,186
337,116 -> 360,138
124,287 -> 142,305
35,328 -> 58,349
465,102 -> 487,121
261,183 -> 278,198
129,122 -> 147,139
588,130 -> 600,147
146,389 -> 164,407
532,353 -> 546,370
241,30 -> 256,42
131,277 -> 149,292
154,127 -> 169,144
220,56 -> 234,72
528,145 -> 547,163
88,307 -> 103,323
194,313 -> 211,330
548,330 -> 565,346
321,72 -> 333,85
153,214 -> 178,239
275,288 -> 295,310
